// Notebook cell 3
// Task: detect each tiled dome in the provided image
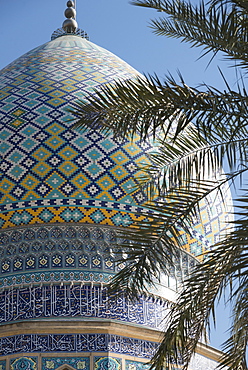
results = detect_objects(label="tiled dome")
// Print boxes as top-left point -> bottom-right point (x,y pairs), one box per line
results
0,34 -> 231,260
0,33 -> 174,336
0,35 -> 151,227
0,19 -> 232,369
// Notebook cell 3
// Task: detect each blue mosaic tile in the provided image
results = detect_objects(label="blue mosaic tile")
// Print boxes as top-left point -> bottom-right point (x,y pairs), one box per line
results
0,34 -> 232,255
0,224 -> 197,281
0,284 -> 167,328
95,357 -> 121,370
10,357 -> 37,370
0,334 -> 158,358
42,357 -> 90,370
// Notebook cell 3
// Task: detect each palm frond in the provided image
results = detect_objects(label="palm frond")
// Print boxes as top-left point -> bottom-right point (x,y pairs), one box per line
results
108,173 -> 232,298
73,74 -> 248,146
132,0 -> 248,68
138,126 -> 248,199
149,196 -> 248,370
220,281 -> 248,369
210,0 -> 248,13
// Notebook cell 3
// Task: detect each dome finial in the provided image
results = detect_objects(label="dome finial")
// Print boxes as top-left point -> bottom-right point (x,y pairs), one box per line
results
51,0 -> 89,40
62,1 -> 78,33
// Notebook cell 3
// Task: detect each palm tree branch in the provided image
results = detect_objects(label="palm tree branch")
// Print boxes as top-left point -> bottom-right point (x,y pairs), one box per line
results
137,133 -> 248,199
150,236 -> 245,369
108,172 -> 234,297
132,0 -> 248,67
73,75 -> 248,144
220,278 -> 248,369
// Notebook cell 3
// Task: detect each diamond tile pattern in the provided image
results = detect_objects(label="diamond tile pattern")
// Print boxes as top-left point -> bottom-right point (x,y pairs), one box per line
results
0,35 -> 232,257
0,36 -> 149,219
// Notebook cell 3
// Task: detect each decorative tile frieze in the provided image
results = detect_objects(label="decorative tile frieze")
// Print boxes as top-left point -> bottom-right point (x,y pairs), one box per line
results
0,284 -> 168,329
0,225 -> 197,281
0,334 -> 158,358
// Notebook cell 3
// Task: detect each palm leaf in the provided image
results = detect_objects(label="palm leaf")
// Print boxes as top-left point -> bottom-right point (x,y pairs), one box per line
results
149,196 -> 248,370
137,128 -> 248,199
73,74 -> 248,189
132,0 -> 248,68
73,73 -> 248,141
108,172 -> 233,299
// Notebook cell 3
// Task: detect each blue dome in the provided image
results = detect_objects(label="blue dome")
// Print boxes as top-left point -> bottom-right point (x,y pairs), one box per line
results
0,30 -> 232,369
0,34 -> 231,260
0,35 -> 152,227
0,33 -> 172,332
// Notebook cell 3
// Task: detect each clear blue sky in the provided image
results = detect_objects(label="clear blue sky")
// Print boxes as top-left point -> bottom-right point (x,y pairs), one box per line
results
0,0 -> 238,86
1,0 -> 234,351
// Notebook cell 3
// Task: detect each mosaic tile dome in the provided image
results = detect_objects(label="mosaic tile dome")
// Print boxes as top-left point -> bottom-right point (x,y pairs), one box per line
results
0,19 -> 230,370
0,36 -> 149,223
0,34 -> 231,254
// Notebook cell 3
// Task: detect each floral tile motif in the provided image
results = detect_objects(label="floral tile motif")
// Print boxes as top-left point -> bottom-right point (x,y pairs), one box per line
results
95,357 -> 121,370
42,357 -> 89,370
10,357 -> 37,370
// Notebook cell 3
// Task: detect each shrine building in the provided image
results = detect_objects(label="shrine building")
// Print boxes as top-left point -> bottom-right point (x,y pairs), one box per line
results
0,2 -> 231,370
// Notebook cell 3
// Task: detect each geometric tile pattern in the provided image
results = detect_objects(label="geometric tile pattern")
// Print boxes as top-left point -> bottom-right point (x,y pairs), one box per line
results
0,36 -> 148,214
0,35 -> 232,258
0,270 -> 113,289
0,224 -> 197,285
0,285 -> 168,329
0,205 -> 146,229
0,37 -> 149,221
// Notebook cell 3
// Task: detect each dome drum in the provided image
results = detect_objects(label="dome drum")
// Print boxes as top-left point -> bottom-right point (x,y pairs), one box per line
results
0,222 -> 197,329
